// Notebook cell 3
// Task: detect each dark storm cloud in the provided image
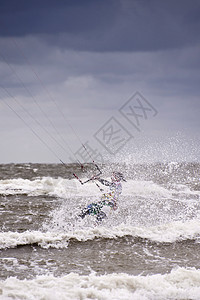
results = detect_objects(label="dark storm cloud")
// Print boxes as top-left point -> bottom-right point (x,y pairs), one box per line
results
0,0 -> 200,52
0,0 -> 200,163
0,0 -> 116,37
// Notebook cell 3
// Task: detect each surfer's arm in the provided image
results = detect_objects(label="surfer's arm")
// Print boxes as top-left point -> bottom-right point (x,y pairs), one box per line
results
97,178 -> 113,187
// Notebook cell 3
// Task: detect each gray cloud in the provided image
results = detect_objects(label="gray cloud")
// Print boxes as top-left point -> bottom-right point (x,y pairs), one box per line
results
0,0 -> 200,52
0,0 -> 199,163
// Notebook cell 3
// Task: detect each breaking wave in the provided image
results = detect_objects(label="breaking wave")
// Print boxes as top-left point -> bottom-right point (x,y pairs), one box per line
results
1,219 -> 200,250
0,177 -> 199,201
0,177 -> 78,198
0,267 -> 200,300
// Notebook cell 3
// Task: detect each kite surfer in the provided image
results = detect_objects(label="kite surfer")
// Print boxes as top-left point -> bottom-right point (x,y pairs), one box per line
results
79,172 -> 126,222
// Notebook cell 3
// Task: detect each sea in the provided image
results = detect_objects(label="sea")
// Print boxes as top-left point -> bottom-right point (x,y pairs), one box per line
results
0,162 -> 200,300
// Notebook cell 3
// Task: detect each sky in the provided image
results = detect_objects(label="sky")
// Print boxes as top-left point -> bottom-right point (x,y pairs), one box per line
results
0,0 -> 200,163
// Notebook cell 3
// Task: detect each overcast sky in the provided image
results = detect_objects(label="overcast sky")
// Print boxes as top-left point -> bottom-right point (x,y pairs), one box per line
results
0,0 -> 199,163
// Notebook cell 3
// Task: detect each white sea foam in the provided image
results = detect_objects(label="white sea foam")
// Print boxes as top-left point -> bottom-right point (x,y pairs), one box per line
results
0,231 -> 69,249
0,267 -> 200,300
1,177 -> 198,201
0,177 -> 78,198
1,219 -> 200,250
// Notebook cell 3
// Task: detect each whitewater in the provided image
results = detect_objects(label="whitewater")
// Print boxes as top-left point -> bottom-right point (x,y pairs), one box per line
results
0,162 -> 200,299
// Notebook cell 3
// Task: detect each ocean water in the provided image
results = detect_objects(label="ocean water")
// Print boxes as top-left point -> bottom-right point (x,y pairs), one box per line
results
0,162 -> 200,300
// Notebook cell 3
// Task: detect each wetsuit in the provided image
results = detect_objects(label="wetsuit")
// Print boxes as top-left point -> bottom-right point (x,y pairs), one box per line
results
79,178 -> 122,221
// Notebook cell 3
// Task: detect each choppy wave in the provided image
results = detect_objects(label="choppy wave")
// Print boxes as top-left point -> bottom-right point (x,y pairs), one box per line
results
0,177 -> 78,198
1,177 -> 199,202
0,267 -> 200,300
1,219 -> 200,250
